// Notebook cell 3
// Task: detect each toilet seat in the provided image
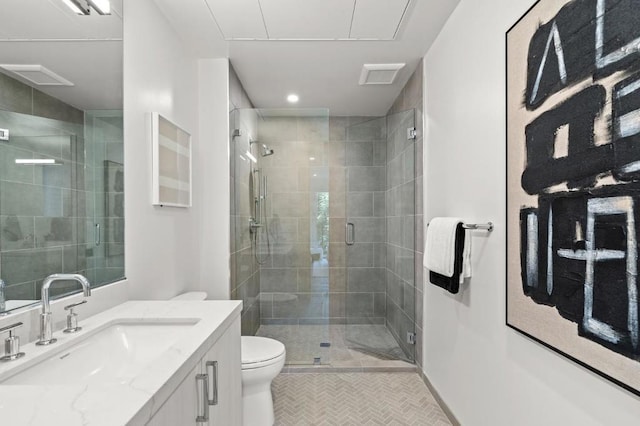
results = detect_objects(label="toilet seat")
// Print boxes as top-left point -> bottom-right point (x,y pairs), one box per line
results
241,336 -> 286,370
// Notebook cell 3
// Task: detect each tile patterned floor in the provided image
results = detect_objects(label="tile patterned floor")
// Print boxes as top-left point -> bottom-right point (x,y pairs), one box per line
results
257,324 -> 414,370
273,372 -> 452,426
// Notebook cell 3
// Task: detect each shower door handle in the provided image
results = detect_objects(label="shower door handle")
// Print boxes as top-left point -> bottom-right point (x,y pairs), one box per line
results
95,224 -> 101,246
345,222 -> 355,245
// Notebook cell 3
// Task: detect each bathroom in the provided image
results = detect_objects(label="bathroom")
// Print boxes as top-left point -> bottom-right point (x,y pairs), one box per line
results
0,0 -> 640,425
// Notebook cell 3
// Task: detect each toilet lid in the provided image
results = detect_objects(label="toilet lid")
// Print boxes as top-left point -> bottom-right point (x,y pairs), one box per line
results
241,336 -> 285,365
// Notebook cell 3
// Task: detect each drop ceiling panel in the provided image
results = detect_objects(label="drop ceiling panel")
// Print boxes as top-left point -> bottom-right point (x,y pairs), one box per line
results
260,0 -> 355,40
204,0 -> 267,40
350,0 -> 410,40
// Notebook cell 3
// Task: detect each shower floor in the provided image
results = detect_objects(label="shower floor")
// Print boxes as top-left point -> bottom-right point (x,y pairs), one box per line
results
256,324 -> 415,371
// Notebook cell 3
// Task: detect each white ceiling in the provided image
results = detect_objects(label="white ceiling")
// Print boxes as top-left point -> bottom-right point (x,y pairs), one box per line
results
0,0 -> 459,116
204,0 -> 412,41
155,0 -> 460,116
0,0 -> 123,111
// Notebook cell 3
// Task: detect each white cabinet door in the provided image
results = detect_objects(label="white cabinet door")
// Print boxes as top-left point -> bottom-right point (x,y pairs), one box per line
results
146,362 -> 203,426
146,316 -> 242,426
204,318 -> 242,426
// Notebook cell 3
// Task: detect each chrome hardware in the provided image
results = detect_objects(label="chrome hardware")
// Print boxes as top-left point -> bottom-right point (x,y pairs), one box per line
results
206,361 -> 218,406
428,221 -> 494,232
461,222 -> 494,232
263,175 -> 268,200
232,128 -> 242,138
1,322 -> 25,362
95,223 -> 101,246
0,128 -> 8,141
63,300 -> 88,333
407,127 -> 417,140
37,274 -> 91,346
0,278 -> 5,312
345,222 -> 355,245
407,332 -> 416,345
196,373 -> 209,423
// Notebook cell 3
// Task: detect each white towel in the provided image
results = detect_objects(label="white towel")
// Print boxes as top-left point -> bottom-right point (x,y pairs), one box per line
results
424,217 -> 462,277
424,217 -> 472,283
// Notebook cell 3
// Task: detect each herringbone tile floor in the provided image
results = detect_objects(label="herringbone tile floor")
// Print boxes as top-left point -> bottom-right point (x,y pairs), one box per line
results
272,373 -> 452,426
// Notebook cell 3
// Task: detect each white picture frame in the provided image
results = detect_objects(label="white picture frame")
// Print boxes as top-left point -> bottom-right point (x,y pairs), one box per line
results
151,112 -> 192,208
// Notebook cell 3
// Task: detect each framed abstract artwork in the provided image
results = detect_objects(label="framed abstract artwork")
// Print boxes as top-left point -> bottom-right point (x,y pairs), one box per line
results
151,112 -> 192,207
507,0 -> 640,395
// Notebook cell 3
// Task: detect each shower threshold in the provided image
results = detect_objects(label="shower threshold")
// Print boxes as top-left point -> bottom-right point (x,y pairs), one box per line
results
256,324 -> 416,373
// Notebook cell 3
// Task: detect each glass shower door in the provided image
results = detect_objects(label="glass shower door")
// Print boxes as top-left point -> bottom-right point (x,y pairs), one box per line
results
245,108 -> 332,365
344,110 -> 416,362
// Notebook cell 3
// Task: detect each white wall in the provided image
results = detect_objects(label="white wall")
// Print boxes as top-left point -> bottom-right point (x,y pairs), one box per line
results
197,59 -> 231,300
422,1 -> 640,424
123,0 -> 229,300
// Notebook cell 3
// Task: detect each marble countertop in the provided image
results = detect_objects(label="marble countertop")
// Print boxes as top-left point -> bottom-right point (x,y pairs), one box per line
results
0,300 -> 242,425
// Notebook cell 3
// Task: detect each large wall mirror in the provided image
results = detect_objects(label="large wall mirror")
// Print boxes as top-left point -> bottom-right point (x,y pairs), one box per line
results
0,0 -> 124,314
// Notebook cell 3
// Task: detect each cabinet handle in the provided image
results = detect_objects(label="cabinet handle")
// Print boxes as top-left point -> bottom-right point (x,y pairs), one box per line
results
196,373 -> 209,423
206,361 -> 218,406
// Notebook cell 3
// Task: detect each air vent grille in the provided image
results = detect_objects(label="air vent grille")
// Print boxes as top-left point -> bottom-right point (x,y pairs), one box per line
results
359,63 -> 405,85
0,64 -> 74,86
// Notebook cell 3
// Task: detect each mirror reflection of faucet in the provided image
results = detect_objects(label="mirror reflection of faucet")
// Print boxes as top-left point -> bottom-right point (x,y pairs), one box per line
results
36,274 -> 91,346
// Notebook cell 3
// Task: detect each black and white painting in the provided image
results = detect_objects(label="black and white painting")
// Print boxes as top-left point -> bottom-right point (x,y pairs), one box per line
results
507,0 -> 640,395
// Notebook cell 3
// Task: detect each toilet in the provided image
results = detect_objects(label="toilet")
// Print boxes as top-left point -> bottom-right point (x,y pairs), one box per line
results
171,292 -> 285,426
241,336 -> 286,426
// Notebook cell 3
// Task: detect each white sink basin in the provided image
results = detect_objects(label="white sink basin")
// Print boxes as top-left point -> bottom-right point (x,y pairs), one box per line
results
1,320 -> 197,386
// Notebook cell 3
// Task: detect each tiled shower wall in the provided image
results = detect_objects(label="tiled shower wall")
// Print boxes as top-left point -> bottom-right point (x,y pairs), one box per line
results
386,61 -> 425,369
255,115 -> 393,326
228,64 -> 260,335
334,117 -> 388,325
257,115 -> 331,324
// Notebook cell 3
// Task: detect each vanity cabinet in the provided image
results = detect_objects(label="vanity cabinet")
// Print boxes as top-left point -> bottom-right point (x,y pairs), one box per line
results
147,317 -> 242,426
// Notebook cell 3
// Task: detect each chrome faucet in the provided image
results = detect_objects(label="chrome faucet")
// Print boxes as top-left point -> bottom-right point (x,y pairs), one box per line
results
0,279 -> 5,312
37,274 -> 91,346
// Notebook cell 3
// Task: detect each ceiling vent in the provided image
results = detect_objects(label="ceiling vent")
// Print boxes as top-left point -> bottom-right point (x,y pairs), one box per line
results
0,64 -> 74,86
359,63 -> 405,85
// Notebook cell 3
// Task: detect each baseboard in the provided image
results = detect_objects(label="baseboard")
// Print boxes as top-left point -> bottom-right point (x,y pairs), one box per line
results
419,370 -> 461,426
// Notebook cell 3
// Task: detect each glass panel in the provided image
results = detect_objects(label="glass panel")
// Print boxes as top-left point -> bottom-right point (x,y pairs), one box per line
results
345,110 -> 416,362
239,108 -> 332,366
0,111 -> 85,307
85,111 -> 125,287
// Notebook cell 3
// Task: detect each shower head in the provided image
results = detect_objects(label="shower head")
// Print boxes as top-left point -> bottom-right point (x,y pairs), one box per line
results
261,144 -> 275,157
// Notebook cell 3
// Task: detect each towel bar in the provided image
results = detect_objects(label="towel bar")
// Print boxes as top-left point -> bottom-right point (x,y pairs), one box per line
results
462,222 -> 493,232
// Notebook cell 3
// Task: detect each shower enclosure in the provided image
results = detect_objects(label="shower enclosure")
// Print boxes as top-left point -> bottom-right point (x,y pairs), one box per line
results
0,109 -> 124,308
230,108 -> 417,366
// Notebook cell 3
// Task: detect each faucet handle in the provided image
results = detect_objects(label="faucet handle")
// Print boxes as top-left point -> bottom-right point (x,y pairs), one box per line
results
64,300 -> 87,311
63,300 -> 87,333
0,322 -> 25,362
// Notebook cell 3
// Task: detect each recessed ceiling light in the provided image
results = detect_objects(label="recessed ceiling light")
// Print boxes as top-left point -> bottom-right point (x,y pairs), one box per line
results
309,157 -> 315,161
62,0 -> 111,15
89,0 -> 111,14
287,94 -> 299,103
62,0 -> 89,15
